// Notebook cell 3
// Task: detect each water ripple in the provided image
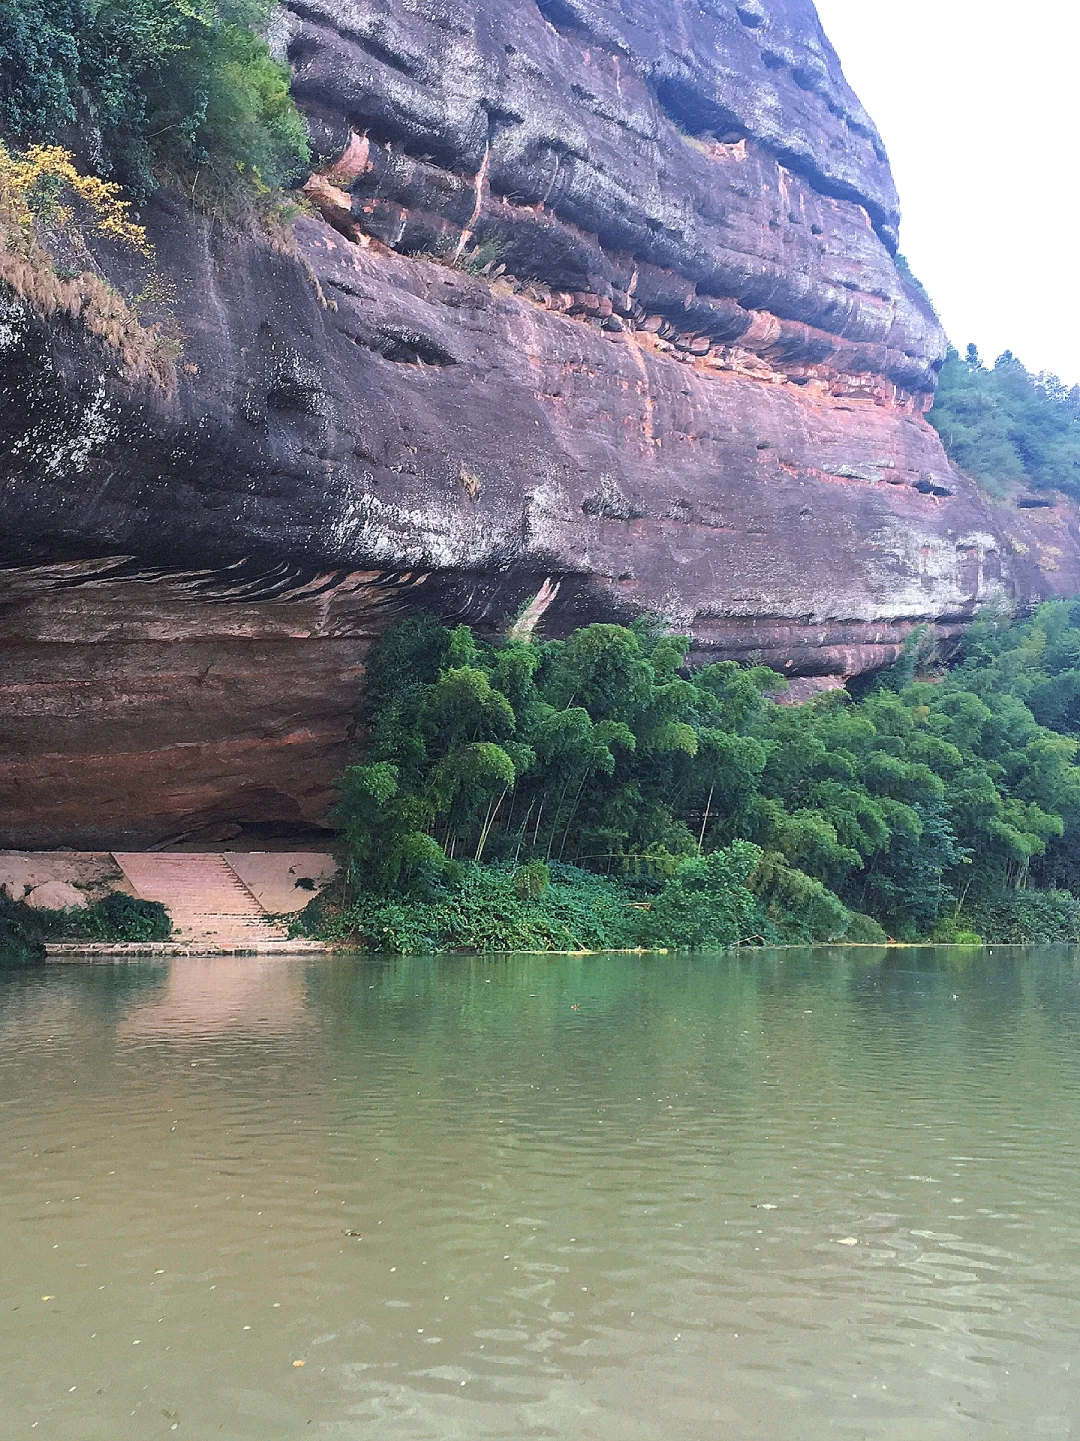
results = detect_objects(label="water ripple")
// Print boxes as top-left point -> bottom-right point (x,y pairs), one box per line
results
2,949 -> 1080,1438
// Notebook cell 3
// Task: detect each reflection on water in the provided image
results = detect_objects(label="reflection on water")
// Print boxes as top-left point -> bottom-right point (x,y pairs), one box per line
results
2,947 -> 1080,1439
112,956 -> 312,1041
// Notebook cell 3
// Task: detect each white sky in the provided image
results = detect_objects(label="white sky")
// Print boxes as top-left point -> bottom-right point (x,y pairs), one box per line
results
812,0 -> 1080,384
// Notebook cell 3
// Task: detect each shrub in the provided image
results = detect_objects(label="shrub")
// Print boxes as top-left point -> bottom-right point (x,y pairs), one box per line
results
637,842 -> 762,951
1,890 -> 173,944
515,860 -> 551,899
748,850 -> 852,944
930,915 -> 985,946
842,911 -> 890,945
0,140 -> 176,383
296,848 -> 810,956
965,891 -> 1080,945
0,897 -> 46,965
84,891 -> 173,941
0,142 -> 149,251
294,862 -> 639,955
0,0 -> 310,208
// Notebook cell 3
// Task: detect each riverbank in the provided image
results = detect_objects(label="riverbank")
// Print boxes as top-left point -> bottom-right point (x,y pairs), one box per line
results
39,938 -> 1018,963
1,850 -> 337,953
44,939 -> 333,961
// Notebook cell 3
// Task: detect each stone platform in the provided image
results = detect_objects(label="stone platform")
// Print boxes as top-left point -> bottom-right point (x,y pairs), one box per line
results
1,850 -> 336,951
45,939 -> 332,960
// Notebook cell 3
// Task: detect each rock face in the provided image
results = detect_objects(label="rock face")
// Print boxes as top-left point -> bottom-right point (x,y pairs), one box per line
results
1,0 -> 1078,846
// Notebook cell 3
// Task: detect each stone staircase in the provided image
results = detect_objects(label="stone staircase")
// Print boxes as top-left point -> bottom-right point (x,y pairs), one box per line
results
113,853 -> 290,946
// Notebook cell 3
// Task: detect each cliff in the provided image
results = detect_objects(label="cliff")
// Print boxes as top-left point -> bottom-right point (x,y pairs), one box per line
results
2,0 -> 1078,848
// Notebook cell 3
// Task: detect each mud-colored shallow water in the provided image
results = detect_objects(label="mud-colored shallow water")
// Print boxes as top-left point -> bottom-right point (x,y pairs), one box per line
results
2,947 -> 1079,1439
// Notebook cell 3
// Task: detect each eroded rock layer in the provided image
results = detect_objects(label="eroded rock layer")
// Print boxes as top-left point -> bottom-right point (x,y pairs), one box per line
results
0,561 -> 405,848
1,0 -> 1078,845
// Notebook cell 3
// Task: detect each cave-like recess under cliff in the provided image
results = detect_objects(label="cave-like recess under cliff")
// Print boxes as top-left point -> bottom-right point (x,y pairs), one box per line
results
2,0 -> 1079,849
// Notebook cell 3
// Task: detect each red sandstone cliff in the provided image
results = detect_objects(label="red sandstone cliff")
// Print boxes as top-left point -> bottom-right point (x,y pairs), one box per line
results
1,0 -> 1077,847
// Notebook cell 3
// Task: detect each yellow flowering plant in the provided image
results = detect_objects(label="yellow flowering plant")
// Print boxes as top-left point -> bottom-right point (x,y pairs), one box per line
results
0,143 -> 151,256
0,143 -> 177,387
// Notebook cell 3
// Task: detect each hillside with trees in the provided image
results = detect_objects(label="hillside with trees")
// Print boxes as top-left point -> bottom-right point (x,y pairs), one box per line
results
929,346 -> 1080,500
295,602 -> 1080,952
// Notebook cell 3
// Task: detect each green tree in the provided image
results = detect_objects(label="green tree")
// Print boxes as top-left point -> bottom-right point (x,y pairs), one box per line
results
929,347 -> 1080,499
317,599 -> 1080,950
0,0 -> 310,204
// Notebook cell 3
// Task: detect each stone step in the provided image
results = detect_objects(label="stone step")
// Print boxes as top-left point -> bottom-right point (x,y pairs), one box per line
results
112,853 -> 290,943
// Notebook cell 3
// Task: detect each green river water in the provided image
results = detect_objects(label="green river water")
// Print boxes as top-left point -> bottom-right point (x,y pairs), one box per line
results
2,947 -> 1079,1439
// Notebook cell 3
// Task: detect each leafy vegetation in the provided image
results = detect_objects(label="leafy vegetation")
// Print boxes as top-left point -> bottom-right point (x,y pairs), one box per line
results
0,898 -> 46,965
0,2 -> 311,373
960,891 -> 1080,946
296,862 -> 640,955
929,345 -> 1080,500
0,891 -> 172,957
297,601 -> 1080,953
0,0 -> 310,205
